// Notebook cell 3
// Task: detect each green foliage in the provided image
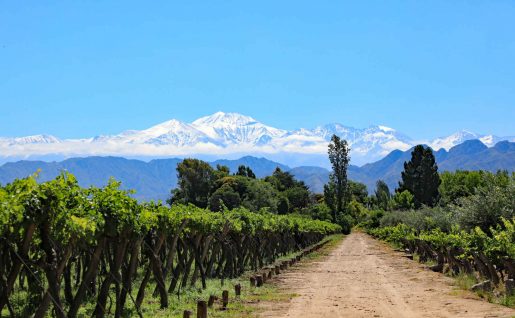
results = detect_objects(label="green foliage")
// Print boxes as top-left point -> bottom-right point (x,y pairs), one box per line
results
453,172 -> 515,233
0,173 -> 341,317
171,159 -> 317,216
357,209 -> 384,229
439,170 -> 486,206
379,207 -> 456,233
265,167 -> 297,191
277,195 -> 289,215
284,186 -> 310,212
300,203 -> 332,222
374,180 -> 391,211
235,165 -> 256,178
347,199 -> 368,220
392,190 -> 415,210
327,134 -> 351,220
337,213 -> 355,235
241,178 -> 279,213
348,180 -> 368,205
171,158 -> 215,208
214,164 -> 230,180
368,219 -> 515,286
208,183 -> 241,211
398,145 -> 441,208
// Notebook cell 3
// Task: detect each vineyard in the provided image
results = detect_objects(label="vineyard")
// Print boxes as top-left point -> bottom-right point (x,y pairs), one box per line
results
0,173 -> 340,317
367,220 -> 515,291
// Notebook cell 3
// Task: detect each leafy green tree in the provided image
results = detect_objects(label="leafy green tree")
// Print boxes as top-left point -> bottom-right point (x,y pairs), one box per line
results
398,145 -> 441,208
241,179 -> 279,213
284,186 -> 310,212
326,134 -> 351,223
208,184 -> 241,211
347,199 -> 368,220
266,167 -> 296,191
455,172 -> 515,233
214,164 -> 231,179
301,203 -> 332,222
348,180 -> 368,205
392,190 -> 415,210
374,180 -> 391,211
170,158 -> 215,208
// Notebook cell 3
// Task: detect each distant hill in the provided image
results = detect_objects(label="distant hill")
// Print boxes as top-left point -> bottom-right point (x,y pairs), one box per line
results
1,139 -> 514,200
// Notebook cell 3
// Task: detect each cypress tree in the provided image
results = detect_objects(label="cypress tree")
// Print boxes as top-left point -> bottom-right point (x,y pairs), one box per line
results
398,145 -> 441,208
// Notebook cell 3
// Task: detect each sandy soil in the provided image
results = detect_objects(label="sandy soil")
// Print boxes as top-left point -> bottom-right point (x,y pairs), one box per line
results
258,232 -> 515,318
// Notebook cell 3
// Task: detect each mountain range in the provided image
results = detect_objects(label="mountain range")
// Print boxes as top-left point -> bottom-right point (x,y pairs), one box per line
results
1,112 -> 514,166
1,139 -> 514,201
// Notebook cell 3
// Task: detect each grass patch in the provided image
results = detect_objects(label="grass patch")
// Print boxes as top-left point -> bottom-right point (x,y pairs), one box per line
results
450,273 -> 515,309
452,273 -> 477,291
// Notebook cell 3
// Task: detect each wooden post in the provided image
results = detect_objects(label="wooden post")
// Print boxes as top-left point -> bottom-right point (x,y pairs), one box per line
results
208,295 -> 216,307
235,283 -> 241,298
183,310 -> 193,318
256,275 -> 263,287
197,300 -> 207,318
506,279 -> 515,296
250,276 -> 256,287
222,290 -> 229,309
267,270 -> 272,279
262,272 -> 267,283
275,265 -> 280,275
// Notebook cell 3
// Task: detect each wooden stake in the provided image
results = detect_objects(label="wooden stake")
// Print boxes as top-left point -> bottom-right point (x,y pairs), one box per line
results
208,295 -> 216,307
222,290 -> 229,309
235,283 -> 241,297
256,275 -> 264,287
197,300 -> 207,318
183,310 -> 192,318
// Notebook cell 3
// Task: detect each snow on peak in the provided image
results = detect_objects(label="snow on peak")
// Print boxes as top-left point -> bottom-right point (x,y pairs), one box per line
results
6,134 -> 61,145
1,112 -> 512,166
377,125 -> 395,132
191,112 -> 286,143
192,112 -> 257,127
429,130 -> 480,150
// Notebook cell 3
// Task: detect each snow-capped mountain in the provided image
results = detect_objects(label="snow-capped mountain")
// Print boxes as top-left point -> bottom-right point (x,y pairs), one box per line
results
428,130 -> 513,150
1,112 -> 513,166
0,134 -> 61,146
191,112 -> 286,145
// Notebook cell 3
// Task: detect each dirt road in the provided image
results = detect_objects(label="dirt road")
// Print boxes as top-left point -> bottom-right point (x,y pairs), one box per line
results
259,232 -> 515,318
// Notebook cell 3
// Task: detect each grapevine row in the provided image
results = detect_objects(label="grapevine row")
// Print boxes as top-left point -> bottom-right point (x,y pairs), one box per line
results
0,173 -> 341,317
367,220 -> 515,287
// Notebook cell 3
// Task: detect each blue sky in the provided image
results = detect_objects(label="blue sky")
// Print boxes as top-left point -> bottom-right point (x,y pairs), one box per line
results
1,1 -> 514,139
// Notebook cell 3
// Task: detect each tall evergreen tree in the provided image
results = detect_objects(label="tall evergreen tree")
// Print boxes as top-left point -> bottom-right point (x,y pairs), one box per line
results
398,145 -> 441,208
374,180 -> 391,210
325,134 -> 351,223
